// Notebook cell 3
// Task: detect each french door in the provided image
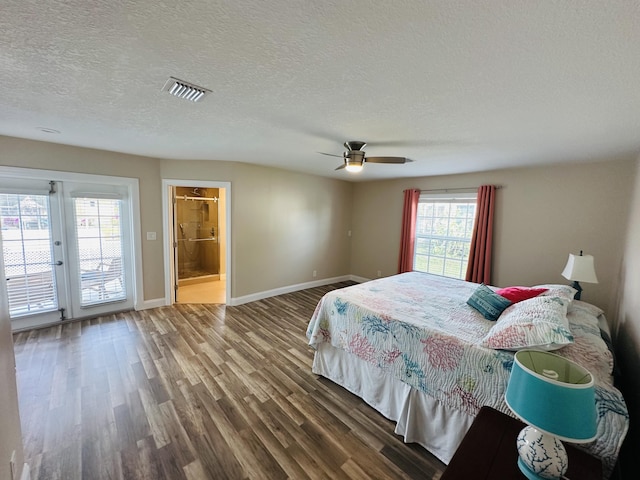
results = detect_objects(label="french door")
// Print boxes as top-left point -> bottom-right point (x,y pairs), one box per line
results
0,177 -> 135,330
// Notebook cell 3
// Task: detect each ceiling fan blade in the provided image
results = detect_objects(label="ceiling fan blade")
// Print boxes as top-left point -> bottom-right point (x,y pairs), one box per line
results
334,164 -> 346,170
367,140 -> 469,148
365,156 -> 408,164
319,152 -> 343,158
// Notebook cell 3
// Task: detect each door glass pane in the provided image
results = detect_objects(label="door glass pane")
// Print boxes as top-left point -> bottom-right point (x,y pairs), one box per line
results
0,193 -> 58,317
75,198 -> 126,306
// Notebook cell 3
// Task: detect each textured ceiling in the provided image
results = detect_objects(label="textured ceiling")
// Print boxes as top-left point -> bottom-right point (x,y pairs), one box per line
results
1,0 -> 639,181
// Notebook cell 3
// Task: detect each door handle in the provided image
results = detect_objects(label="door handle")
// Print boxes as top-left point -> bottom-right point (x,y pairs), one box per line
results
51,261 -> 63,266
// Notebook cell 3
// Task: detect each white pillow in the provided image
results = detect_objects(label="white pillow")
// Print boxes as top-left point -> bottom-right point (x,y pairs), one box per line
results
534,284 -> 577,302
480,296 -> 574,351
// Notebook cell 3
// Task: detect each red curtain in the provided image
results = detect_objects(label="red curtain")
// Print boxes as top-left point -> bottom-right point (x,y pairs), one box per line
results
398,189 -> 421,273
465,185 -> 496,284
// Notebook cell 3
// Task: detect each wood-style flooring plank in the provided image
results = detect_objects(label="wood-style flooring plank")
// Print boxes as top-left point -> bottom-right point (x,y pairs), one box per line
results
15,282 -> 445,479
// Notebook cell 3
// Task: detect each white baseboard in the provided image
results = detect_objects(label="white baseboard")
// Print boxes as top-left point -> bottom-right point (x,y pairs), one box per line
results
143,275 -> 368,309
349,274 -> 371,283
136,298 -> 167,310
229,275 -> 355,306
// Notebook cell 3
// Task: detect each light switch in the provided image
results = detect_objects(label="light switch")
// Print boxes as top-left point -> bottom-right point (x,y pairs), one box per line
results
147,232 -> 157,241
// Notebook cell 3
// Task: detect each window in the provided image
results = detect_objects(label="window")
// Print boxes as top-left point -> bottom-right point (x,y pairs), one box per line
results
413,193 -> 477,280
74,197 -> 126,306
0,193 -> 58,317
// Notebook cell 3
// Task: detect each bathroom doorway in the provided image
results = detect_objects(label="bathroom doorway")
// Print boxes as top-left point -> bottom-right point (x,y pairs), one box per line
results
162,180 -> 230,305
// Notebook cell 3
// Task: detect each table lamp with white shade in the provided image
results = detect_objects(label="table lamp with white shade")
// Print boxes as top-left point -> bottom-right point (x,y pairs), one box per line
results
505,350 -> 597,480
561,250 -> 598,300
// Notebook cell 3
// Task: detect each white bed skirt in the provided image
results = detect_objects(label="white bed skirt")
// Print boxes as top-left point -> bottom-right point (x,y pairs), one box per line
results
312,343 -> 474,465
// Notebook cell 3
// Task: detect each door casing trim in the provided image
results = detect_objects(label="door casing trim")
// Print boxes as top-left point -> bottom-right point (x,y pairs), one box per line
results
0,166 -> 144,320
161,179 -> 231,306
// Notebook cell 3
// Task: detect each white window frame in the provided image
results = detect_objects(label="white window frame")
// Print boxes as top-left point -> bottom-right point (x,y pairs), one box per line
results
0,166 -> 143,317
71,194 -> 128,308
413,192 -> 477,280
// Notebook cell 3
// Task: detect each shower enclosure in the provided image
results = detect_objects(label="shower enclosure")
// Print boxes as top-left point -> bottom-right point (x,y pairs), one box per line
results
174,187 -> 220,282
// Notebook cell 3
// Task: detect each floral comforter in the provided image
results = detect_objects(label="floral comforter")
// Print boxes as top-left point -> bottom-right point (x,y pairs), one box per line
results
306,272 -> 629,476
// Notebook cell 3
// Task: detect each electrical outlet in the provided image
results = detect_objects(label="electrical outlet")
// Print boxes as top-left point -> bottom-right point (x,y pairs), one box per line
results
377,270 -> 382,277
312,270 -> 317,278
347,230 -> 352,237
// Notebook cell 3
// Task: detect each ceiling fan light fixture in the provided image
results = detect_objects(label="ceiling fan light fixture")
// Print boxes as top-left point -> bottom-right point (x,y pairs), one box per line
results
345,162 -> 364,173
344,150 -> 365,172
327,140 -> 408,173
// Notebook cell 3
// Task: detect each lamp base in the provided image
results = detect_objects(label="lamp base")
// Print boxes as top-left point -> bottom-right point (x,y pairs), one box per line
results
516,426 -> 568,480
571,280 -> 583,300
518,457 -> 558,480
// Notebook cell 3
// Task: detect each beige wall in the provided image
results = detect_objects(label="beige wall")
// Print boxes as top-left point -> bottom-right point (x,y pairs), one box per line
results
0,135 -> 165,301
0,136 -> 353,302
615,155 -> 640,478
160,160 -> 353,298
351,156 -> 636,316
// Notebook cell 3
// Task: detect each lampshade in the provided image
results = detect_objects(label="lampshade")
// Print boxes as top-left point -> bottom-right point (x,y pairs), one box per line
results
505,350 -> 597,442
561,253 -> 598,284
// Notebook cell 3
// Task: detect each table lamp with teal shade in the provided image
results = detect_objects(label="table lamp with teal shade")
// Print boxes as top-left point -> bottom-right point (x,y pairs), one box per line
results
505,350 -> 597,480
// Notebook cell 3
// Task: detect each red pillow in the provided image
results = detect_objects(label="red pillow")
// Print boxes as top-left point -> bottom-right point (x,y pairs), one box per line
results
495,286 -> 548,303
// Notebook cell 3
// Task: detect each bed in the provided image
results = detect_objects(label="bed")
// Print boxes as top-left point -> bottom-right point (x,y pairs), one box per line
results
306,272 -> 629,478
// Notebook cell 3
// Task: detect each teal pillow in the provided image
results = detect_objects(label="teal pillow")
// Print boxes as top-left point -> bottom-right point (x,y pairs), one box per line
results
467,284 -> 512,321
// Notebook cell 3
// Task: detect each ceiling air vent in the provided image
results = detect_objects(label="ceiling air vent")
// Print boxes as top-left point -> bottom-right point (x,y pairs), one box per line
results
162,77 -> 211,102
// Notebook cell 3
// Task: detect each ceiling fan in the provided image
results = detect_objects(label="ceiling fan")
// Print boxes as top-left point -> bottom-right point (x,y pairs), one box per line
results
319,141 -> 411,173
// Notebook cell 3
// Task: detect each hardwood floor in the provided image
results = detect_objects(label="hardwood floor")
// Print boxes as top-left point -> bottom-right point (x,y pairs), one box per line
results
13,282 -> 445,480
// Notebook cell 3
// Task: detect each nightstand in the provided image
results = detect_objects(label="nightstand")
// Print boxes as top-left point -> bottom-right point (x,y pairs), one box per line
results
440,406 -> 602,480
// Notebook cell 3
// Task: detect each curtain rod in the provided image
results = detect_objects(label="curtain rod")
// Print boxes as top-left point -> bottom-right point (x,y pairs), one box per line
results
419,186 -> 502,193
